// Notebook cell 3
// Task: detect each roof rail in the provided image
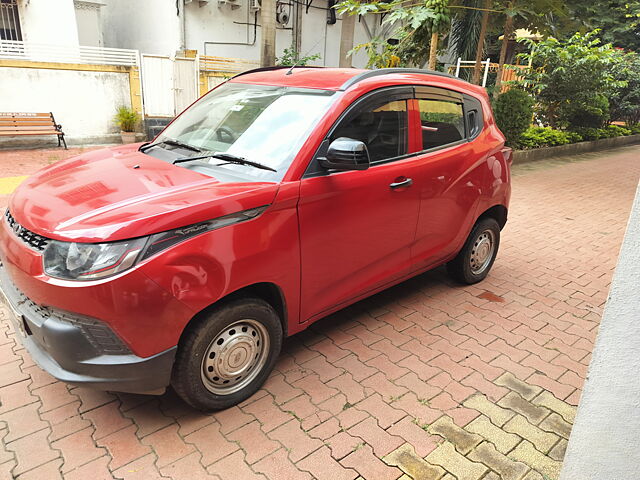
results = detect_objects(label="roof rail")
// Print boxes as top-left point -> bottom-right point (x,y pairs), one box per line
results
339,68 -> 461,91
231,65 -> 323,80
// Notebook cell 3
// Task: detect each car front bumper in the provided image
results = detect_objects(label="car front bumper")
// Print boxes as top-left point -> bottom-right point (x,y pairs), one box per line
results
0,263 -> 175,394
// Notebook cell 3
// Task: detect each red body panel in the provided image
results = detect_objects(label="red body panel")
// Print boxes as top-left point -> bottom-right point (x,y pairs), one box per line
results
1,68 -> 510,360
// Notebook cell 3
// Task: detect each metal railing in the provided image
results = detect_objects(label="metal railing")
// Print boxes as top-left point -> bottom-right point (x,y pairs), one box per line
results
199,55 -> 259,74
0,40 -> 139,67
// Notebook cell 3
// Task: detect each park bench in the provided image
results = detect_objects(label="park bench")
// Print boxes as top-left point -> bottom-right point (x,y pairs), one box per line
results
0,112 -> 67,149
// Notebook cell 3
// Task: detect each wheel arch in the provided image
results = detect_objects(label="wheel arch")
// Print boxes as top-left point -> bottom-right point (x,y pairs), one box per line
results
180,282 -> 288,342
478,204 -> 508,230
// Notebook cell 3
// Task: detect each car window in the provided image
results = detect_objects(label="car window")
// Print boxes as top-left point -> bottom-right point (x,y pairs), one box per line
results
417,99 -> 465,150
331,100 -> 408,163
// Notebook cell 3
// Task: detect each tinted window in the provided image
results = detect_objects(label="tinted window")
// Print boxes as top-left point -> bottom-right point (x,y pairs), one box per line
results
331,100 -> 408,162
418,99 -> 465,150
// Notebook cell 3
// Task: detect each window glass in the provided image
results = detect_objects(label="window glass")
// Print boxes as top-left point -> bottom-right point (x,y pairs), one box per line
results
418,99 -> 465,150
331,100 -> 408,162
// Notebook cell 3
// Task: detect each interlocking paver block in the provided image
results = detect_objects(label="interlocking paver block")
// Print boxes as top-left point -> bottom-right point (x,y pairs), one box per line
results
503,415 -> 558,454
498,392 -> 550,425
341,444 -> 402,480
509,440 -> 562,479
463,394 -> 515,427
531,391 -> 576,424
539,413 -> 572,439
384,443 -> 445,480
428,416 -> 482,455
468,442 -> 529,480
548,438 -> 568,461
297,446 -> 358,480
426,441 -> 488,480
494,372 -> 542,400
464,415 -> 521,454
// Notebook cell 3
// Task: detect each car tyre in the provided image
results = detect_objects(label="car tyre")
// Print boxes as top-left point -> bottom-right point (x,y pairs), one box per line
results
171,297 -> 282,411
447,217 -> 500,285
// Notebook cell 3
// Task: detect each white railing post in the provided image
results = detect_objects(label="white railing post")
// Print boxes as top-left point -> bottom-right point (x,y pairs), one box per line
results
454,57 -> 461,77
482,58 -> 490,87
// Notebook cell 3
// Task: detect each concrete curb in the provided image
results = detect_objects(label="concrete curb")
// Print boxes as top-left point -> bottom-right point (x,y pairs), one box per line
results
512,134 -> 640,164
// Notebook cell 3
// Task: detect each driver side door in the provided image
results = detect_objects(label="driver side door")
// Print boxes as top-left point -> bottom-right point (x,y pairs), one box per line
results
297,87 -> 423,322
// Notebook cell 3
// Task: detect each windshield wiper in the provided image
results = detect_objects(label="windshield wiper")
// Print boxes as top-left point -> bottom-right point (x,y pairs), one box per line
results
173,152 -> 277,172
141,138 -> 201,153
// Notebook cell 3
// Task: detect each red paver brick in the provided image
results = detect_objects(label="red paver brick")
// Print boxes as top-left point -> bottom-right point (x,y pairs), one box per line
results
348,416 -> 404,457
307,339 -> 349,363
461,355 -> 505,380
300,354 -> 343,382
298,445 -> 359,480
486,338 -> 529,362
522,353 -> 567,380
398,354 -> 441,381
82,401 -> 132,440
112,453 -> 165,480
527,374 -> 575,400
518,338 -> 560,363
241,394 -> 291,432
33,382 -> 76,413
362,372 -> 408,400
327,373 -> 367,405
1,402 -> 48,443
558,370 -> 584,390
392,393 -> 442,425
212,404 -> 255,434
160,451 -> 220,480
293,374 -> 339,405
340,444 -> 401,480
254,448 -> 312,480
97,424 -> 152,470
6,428 -> 59,475
71,388 -> 117,414
15,458 -> 63,480
269,419 -> 323,462
431,354 -> 473,381
388,416 -> 441,457
141,423 -> 195,468
263,372 -> 304,405
120,400 -> 173,438
0,360 -> 29,388
551,353 -> 589,379
333,354 -> 377,381
64,455 -> 112,480
461,372 -> 509,402
490,354 -> 536,380
52,426 -> 106,472
341,338 -> 380,362
207,449 -> 267,480
228,421 -> 280,465
354,394 -> 405,429
184,422 -> 239,466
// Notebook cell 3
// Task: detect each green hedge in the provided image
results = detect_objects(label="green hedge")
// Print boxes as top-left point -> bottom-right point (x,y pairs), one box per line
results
518,124 -> 634,149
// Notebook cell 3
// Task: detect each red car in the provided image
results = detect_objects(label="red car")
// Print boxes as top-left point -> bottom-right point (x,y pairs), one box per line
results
0,67 -> 511,410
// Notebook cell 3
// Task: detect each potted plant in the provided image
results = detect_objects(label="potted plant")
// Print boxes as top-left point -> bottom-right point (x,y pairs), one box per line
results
114,106 -> 140,144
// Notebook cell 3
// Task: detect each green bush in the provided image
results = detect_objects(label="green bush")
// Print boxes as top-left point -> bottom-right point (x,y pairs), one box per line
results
605,124 -> 632,136
519,127 -> 571,149
493,88 -> 534,147
564,94 -> 610,128
628,123 -> 640,135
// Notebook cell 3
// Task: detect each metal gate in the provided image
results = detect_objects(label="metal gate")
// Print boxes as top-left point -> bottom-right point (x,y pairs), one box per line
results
141,54 -> 199,117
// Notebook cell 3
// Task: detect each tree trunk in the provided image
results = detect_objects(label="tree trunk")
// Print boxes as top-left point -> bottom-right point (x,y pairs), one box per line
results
428,31 -> 439,70
493,13 -> 514,98
339,13 -> 356,68
260,0 -> 277,67
472,0 -> 491,85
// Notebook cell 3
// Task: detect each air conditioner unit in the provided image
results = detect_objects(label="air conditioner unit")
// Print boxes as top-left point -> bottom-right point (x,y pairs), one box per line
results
218,0 -> 241,9
249,0 -> 261,12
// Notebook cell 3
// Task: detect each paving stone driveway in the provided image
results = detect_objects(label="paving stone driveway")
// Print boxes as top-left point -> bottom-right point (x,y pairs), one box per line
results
0,145 -> 639,480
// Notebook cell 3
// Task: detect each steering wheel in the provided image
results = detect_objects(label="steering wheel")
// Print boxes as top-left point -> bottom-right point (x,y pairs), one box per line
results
216,126 -> 237,143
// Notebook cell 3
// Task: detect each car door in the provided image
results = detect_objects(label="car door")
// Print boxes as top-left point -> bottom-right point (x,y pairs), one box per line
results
297,87 -> 423,322
409,87 -> 486,269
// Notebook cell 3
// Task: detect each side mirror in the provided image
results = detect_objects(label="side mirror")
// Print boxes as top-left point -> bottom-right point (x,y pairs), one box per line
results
318,137 -> 370,171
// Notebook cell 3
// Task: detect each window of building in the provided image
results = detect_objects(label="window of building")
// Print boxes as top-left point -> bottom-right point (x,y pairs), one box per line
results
0,0 -> 22,41
417,99 -> 465,150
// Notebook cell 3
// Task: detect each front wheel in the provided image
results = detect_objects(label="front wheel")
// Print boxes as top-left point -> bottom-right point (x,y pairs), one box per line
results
171,297 -> 282,411
447,217 -> 501,285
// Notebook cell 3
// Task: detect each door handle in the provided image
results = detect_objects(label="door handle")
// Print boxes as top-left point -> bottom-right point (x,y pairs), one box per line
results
390,178 -> 413,189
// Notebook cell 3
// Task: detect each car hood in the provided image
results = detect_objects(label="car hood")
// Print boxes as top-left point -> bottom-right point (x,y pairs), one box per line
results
8,144 -> 280,242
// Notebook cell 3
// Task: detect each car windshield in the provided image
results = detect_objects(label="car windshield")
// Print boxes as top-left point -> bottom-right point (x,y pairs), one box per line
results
150,82 -> 336,182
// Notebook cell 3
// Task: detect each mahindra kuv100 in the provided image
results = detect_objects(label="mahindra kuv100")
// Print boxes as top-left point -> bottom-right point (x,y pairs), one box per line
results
0,67 -> 511,410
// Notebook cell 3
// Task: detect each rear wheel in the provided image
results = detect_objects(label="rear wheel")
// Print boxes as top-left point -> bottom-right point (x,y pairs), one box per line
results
447,217 -> 500,284
171,297 -> 282,411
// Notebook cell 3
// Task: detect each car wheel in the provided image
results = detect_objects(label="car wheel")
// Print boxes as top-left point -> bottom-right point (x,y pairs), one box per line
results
447,217 -> 500,285
171,297 -> 282,411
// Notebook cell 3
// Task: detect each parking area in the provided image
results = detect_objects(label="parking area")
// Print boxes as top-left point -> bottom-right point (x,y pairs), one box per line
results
0,145 -> 639,480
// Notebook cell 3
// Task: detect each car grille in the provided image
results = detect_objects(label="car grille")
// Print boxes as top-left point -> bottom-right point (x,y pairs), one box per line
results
4,210 -> 50,252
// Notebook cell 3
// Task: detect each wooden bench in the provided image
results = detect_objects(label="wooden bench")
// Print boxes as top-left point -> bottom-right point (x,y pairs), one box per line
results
0,112 -> 67,149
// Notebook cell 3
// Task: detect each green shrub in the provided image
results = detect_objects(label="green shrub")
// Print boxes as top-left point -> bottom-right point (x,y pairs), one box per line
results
493,88 -> 534,147
628,123 -> 640,135
573,127 -> 604,141
565,131 -> 584,143
519,127 -> 571,149
564,94 -> 610,128
113,106 -> 140,132
605,124 -> 632,136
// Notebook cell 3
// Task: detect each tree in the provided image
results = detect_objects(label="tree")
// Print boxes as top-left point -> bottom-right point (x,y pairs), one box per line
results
609,52 -> 640,125
473,0 -> 492,84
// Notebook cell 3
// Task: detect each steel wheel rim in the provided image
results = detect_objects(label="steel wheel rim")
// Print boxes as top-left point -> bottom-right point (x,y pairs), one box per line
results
201,319 -> 270,395
469,229 -> 495,275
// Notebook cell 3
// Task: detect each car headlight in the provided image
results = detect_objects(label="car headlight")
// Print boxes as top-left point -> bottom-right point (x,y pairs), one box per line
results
42,206 -> 267,281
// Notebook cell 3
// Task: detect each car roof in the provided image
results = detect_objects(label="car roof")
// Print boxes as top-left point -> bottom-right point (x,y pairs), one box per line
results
229,66 -> 480,95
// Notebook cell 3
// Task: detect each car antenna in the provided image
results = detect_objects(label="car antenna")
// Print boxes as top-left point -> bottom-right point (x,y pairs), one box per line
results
286,38 -> 323,75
